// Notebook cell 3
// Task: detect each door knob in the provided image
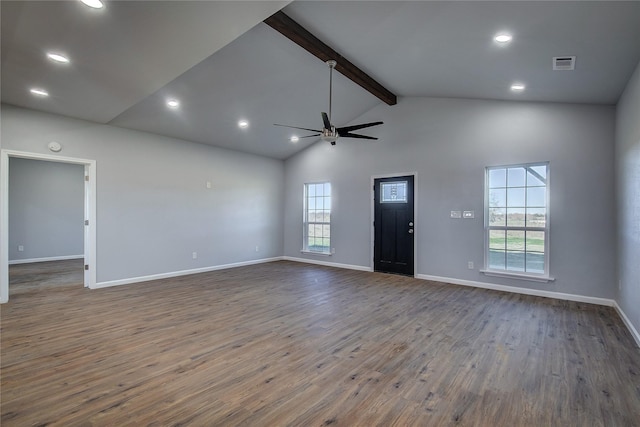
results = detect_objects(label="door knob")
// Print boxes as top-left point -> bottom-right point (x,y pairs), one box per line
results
408,229 -> 414,234
409,222 -> 414,226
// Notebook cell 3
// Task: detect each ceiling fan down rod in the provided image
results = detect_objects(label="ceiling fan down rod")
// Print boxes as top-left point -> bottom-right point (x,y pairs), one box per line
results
327,60 -> 336,125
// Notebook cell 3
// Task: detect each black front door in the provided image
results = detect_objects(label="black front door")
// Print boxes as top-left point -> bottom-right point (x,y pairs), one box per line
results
374,175 -> 414,276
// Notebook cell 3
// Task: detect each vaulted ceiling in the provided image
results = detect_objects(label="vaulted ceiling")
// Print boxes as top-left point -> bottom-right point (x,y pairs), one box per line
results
2,1 -> 640,159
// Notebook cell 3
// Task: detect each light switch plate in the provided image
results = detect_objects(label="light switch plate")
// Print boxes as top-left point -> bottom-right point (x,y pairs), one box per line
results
450,210 -> 462,219
463,210 -> 475,219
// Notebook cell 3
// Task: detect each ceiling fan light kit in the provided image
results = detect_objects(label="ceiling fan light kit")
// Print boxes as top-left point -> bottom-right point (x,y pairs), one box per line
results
274,60 -> 383,146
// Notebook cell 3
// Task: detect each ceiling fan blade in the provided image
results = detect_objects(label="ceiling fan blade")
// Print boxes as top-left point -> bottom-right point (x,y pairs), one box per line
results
321,112 -> 332,130
341,133 -> 378,140
299,134 -> 322,138
274,124 -> 322,133
337,121 -> 383,133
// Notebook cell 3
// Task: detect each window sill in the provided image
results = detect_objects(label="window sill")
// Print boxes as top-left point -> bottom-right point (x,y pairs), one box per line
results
300,250 -> 332,257
480,269 -> 555,283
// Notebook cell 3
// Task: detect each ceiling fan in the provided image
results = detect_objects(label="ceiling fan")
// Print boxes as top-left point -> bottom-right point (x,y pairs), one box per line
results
274,60 -> 383,145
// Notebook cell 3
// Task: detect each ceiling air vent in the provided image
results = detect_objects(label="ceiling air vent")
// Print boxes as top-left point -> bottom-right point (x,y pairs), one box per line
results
553,56 -> 576,71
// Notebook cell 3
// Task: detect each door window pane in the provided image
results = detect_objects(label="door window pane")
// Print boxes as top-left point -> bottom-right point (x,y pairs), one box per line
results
381,181 -> 408,203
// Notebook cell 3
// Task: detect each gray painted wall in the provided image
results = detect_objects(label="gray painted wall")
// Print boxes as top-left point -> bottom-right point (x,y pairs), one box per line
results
1,105 -> 284,283
9,157 -> 84,261
284,97 -> 617,299
616,60 -> 640,335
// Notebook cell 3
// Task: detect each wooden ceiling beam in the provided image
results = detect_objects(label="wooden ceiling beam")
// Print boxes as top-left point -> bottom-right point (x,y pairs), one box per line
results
264,11 -> 397,106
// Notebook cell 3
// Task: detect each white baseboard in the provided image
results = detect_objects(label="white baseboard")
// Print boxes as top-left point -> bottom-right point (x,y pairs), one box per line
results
93,257 -> 284,289
282,256 -> 372,272
614,302 -> 640,348
9,255 -> 84,265
416,273 -> 615,307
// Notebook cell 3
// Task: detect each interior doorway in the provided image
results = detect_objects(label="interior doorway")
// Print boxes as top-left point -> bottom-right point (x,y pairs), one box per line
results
1,150 -> 96,303
373,174 -> 416,276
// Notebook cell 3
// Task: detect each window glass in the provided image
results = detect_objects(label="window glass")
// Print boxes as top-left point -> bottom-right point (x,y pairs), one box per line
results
507,188 -> 525,207
489,188 -> 506,207
304,182 -> 331,253
507,168 -> 526,187
489,169 -> 506,188
527,187 -> 546,207
485,163 -> 549,276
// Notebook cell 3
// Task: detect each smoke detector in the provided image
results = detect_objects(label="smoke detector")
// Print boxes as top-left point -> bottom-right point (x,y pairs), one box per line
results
553,56 -> 576,71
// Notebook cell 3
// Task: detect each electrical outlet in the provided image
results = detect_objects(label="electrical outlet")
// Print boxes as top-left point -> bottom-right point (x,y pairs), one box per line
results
255,246 -> 259,252
331,248 -> 335,254
18,245 -> 24,252
206,181 -> 212,189
468,261 -> 474,269
450,211 -> 462,219
192,252 -> 197,259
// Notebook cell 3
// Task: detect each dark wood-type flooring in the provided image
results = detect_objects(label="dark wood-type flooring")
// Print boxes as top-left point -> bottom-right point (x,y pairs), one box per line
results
2,260 -> 639,426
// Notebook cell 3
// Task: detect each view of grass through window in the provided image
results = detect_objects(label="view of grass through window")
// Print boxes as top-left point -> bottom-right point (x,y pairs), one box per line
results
486,163 -> 548,274
304,182 -> 331,253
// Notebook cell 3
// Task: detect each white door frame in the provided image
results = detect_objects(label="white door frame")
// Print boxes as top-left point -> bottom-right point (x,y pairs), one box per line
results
1,149 -> 97,303
370,171 -> 418,277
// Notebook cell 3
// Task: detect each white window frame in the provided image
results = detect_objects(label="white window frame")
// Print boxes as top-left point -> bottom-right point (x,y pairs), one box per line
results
302,182 -> 331,255
482,162 -> 554,282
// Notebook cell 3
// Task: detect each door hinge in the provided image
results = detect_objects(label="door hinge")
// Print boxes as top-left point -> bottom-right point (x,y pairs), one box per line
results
84,220 -> 89,226
85,175 -> 89,182
84,264 -> 89,270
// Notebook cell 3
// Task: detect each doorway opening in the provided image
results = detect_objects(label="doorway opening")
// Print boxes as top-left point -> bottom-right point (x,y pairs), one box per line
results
1,150 -> 96,303
372,174 -> 416,276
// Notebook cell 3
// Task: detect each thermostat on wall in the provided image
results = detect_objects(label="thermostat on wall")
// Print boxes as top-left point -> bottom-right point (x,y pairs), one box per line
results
48,141 -> 62,152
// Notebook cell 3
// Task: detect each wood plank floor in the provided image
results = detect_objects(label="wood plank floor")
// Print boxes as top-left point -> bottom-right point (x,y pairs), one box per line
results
2,260 -> 639,426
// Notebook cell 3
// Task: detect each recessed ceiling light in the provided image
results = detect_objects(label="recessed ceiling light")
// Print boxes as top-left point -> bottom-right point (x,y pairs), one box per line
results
510,83 -> 526,92
290,136 -> 299,143
30,88 -> 49,97
46,52 -> 70,64
166,99 -> 180,109
238,120 -> 249,129
494,33 -> 513,44
80,0 -> 104,8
